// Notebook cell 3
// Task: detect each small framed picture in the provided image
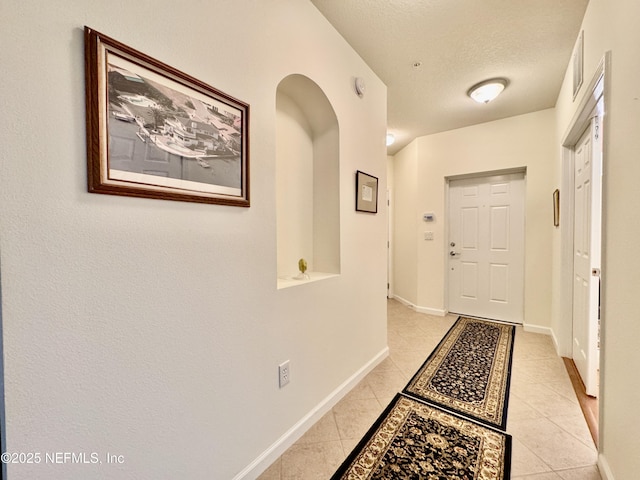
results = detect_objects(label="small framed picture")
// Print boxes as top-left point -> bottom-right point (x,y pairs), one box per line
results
355,170 -> 378,213
572,30 -> 584,100
84,27 -> 250,206
553,189 -> 560,227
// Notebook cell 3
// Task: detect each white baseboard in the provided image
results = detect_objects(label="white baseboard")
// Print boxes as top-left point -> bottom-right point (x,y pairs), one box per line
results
598,453 -> 615,480
416,305 -> 447,316
523,323 -> 553,336
550,328 -> 560,355
392,294 -> 416,310
234,347 -> 389,480
549,328 -> 573,357
394,296 -> 553,330
392,295 -> 446,317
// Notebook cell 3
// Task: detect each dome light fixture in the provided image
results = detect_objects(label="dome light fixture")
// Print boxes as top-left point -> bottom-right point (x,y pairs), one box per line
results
386,133 -> 396,146
467,78 -> 508,104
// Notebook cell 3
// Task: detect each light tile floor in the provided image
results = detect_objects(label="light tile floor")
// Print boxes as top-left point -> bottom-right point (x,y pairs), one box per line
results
258,299 -> 601,480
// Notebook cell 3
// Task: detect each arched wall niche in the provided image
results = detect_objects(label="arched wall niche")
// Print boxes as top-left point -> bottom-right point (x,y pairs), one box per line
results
276,74 -> 340,288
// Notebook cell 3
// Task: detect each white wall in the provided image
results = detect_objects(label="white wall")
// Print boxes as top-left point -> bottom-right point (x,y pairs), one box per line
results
392,109 -> 556,328
0,1 -> 388,478
552,0 -> 640,477
386,155 -> 395,297
391,142 -> 419,305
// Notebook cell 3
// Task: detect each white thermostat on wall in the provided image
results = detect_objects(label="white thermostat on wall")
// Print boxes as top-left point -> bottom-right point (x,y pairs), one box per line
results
423,213 -> 435,222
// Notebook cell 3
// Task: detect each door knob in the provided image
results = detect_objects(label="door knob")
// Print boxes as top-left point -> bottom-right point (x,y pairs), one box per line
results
450,251 -> 460,257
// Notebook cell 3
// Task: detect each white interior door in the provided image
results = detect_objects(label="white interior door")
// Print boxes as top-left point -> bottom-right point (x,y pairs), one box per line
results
448,173 -> 525,323
572,115 -> 602,397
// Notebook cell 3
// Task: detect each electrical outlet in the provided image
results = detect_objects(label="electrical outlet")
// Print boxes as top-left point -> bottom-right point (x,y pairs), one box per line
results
279,360 -> 290,388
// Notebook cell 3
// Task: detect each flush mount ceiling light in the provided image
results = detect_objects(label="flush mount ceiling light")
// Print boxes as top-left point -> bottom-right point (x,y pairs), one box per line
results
467,78 -> 508,104
386,133 -> 395,146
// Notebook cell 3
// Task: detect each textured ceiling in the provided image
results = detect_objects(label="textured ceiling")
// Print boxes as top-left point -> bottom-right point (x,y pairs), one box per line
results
310,0 -> 589,154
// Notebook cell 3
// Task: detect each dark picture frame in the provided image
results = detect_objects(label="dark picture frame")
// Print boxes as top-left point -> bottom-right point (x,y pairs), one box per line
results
84,27 -> 250,206
553,188 -> 560,227
355,170 -> 378,213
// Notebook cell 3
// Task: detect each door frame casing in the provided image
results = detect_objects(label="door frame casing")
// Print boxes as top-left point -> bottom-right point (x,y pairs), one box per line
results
558,53 -> 610,360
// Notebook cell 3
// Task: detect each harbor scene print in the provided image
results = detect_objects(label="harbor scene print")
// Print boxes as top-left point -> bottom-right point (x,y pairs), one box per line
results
106,53 -> 244,198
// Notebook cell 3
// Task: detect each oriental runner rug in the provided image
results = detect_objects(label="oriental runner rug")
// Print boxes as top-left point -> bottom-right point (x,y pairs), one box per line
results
403,316 -> 515,430
331,393 -> 511,480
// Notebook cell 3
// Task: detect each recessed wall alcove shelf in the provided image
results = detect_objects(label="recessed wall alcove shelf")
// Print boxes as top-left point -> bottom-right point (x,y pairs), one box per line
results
276,74 -> 340,289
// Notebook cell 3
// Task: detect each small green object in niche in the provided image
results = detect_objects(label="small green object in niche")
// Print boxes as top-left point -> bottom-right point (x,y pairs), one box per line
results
298,258 -> 308,274
294,258 -> 310,280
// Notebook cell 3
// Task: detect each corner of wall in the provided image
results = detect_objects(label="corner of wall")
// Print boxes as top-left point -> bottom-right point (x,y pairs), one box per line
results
598,453 -> 615,480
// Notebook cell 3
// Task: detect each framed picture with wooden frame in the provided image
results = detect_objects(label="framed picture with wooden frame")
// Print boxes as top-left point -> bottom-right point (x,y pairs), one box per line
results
355,170 -> 378,213
553,188 -> 560,227
84,27 -> 250,206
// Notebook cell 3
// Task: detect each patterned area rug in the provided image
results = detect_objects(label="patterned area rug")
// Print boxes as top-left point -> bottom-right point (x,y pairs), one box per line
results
403,316 -> 515,430
331,394 -> 511,480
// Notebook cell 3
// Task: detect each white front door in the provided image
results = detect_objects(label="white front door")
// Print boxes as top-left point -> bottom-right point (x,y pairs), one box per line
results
572,115 -> 602,397
448,173 -> 525,323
